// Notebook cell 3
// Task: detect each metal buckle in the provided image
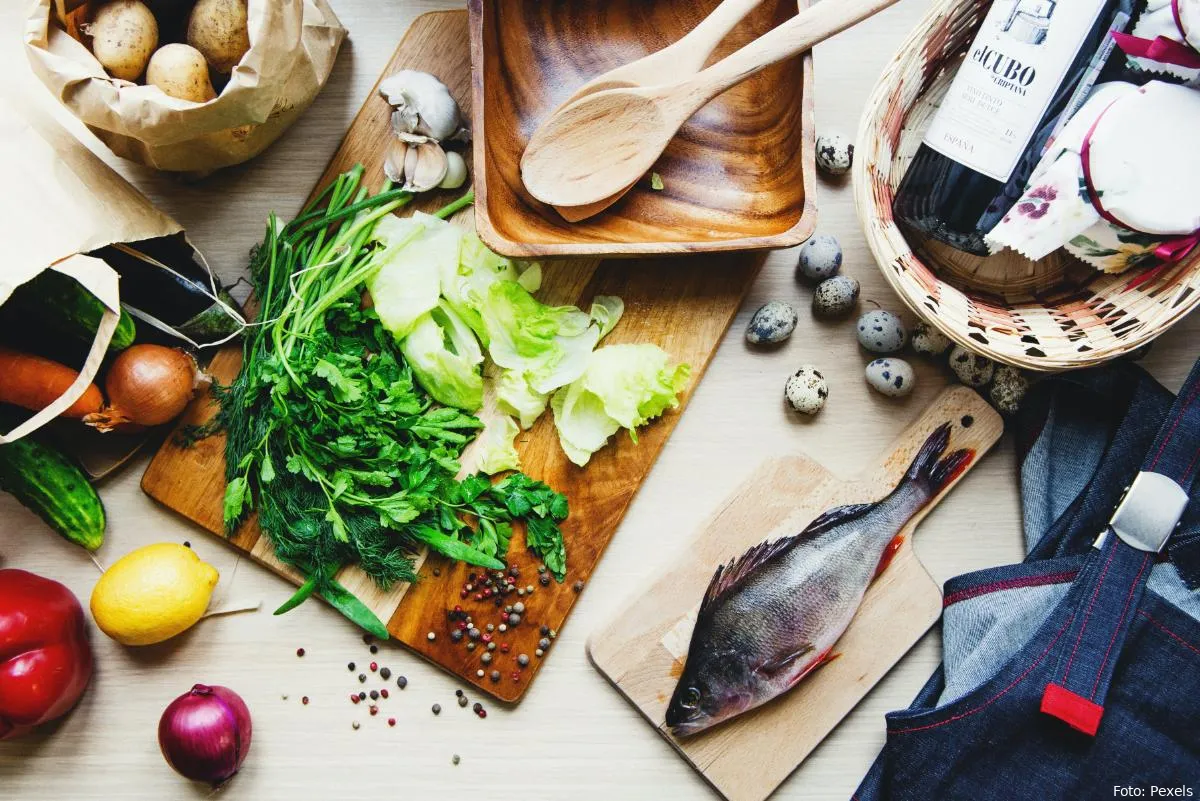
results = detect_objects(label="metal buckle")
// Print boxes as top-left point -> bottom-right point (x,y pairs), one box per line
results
1109,472 -> 1190,553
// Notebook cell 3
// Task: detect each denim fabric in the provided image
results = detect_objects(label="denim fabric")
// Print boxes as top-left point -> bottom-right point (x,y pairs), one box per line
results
854,360 -> 1200,801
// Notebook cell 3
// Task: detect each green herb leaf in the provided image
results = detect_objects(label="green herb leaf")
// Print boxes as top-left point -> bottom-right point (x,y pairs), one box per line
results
274,573 -> 320,615
223,476 -> 250,528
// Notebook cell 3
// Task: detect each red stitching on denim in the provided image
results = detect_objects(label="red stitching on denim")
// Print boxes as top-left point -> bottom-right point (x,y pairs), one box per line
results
1089,552 -> 1151,700
886,614 -> 1075,735
1149,380 -> 1200,471
943,571 -> 1079,607
1138,610 -> 1200,657
1182,445 -> 1200,484
1063,544 -> 1118,684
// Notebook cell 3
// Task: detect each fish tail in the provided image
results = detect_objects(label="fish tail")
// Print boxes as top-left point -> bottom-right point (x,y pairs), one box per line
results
903,423 -> 975,495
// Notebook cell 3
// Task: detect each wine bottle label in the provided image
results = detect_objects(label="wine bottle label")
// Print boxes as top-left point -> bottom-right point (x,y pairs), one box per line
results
923,0 -> 1108,182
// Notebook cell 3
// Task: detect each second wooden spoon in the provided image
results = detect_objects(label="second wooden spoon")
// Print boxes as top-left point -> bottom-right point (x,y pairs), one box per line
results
523,0 -> 900,209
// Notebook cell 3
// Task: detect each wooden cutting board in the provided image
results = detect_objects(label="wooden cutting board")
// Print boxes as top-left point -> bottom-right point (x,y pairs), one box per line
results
141,10 -> 764,703
588,387 -> 1002,801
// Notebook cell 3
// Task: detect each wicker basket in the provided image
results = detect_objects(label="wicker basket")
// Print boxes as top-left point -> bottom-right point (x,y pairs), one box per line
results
854,0 -> 1200,372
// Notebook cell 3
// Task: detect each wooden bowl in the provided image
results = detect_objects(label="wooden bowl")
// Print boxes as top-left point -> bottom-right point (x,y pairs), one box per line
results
855,0 -> 1200,372
468,0 -> 816,258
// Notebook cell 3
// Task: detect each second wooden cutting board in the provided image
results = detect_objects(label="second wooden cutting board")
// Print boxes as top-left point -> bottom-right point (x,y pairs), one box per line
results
140,10 -> 772,702
588,387 -> 1002,801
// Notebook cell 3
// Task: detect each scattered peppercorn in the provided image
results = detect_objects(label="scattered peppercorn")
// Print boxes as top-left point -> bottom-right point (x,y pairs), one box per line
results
296,647 -> 305,657
458,695 -> 468,708
476,669 -> 485,678
352,721 -> 360,730
381,689 -> 389,699
351,694 -> 361,704
432,704 -> 442,715
452,754 -> 461,765
370,661 -> 378,672
397,676 -> 408,690
388,718 -> 396,727
380,667 -> 392,680
508,613 -> 521,626
486,642 -> 496,652
432,568 -> 441,577
427,632 -> 436,642
301,696 -> 309,705
467,642 -> 477,652
473,702 -> 482,712
513,602 -> 526,614
478,709 -> 487,719
490,671 -> 500,683
370,705 -> 379,716
535,649 -> 544,657
451,630 -> 464,643
517,654 -> 530,667
481,653 -> 492,664
369,690 -> 379,701
359,691 -> 367,700
573,580 -> 585,592
348,662 -> 356,671
539,575 -> 550,587
359,673 -> 367,683
369,644 -> 378,654
538,637 -> 551,649
455,689 -> 464,697
540,625 -> 550,636
498,624 -> 507,633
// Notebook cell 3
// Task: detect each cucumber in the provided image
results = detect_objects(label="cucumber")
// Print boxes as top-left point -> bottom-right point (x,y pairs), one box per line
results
0,433 -> 105,551
5,270 -> 136,352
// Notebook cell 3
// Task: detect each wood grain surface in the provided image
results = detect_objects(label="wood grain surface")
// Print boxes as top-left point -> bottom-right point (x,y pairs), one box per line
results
589,387 -> 1001,801
140,10 -> 764,703
469,0 -> 817,257
5,0 -> 1199,799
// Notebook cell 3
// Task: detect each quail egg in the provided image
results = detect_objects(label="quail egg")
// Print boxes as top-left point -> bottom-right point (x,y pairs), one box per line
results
746,301 -> 798,345
910,322 -> 953,358
990,365 -> 1029,414
856,310 -> 908,354
816,132 -> 854,176
812,275 -> 860,319
796,234 -> 843,283
865,358 -> 916,398
785,366 -> 828,416
948,345 -> 996,388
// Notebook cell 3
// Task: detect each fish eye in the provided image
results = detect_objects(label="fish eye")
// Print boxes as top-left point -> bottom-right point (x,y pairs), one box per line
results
681,687 -> 701,709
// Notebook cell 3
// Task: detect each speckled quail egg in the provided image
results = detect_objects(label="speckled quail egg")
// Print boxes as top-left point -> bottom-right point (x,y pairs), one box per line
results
746,301 -> 798,345
796,234 -> 843,283
989,365 -> 1029,414
910,322 -> 953,358
948,345 -> 996,388
865,358 -> 916,398
812,275 -> 860,319
856,310 -> 908,354
785,366 -> 828,416
816,132 -> 854,176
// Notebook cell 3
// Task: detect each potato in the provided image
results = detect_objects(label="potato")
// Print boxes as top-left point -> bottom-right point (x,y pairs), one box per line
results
89,0 -> 159,82
146,44 -> 216,103
186,0 -> 250,74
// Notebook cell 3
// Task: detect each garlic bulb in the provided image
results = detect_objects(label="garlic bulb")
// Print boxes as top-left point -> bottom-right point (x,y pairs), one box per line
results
379,70 -> 466,142
384,140 -> 450,193
440,151 -> 468,190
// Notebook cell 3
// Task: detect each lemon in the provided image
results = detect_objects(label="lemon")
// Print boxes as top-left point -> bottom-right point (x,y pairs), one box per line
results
90,543 -> 219,646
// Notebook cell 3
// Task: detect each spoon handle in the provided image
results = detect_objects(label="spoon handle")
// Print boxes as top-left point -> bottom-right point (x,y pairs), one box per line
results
684,0 -> 901,103
666,0 -> 775,73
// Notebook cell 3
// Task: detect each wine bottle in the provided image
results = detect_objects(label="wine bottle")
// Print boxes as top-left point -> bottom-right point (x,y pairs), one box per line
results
892,0 -> 1129,256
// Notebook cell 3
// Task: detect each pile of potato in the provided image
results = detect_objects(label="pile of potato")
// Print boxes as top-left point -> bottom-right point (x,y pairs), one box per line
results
85,0 -> 250,102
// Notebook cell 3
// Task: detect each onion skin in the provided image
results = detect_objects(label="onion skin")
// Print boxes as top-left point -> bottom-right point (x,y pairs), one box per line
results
158,684 -> 252,785
86,345 -> 203,431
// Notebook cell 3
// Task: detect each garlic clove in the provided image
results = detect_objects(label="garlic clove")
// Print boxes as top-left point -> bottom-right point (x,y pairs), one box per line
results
383,140 -> 410,184
379,70 -> 462,142
407,142 -> 450,192
440,151 -> 469,190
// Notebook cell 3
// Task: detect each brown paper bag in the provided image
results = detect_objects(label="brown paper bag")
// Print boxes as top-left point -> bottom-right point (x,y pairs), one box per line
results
0,86 -> 197,449
23,0 -> 346,173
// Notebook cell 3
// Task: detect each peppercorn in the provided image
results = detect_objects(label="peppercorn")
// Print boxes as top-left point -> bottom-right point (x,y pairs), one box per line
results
468,627 -> 481,640
351,694 -> 360,704
301,696 -> 309,705
526,585 -> 534,593
500,643 -> 510,654
452,754 -> 461,765
359,673 -> 367,683
487,642 -> 496,651
451,630 -> 464,643
508,613 -> 521,626
476,669 -> 485,678
369,690 -> 379,701
381,689 -> 389,699
537,564 -> 546,574
517,588 -> 525,597
538,637 -> 551,649
432,704 -> 441,715
458,695 -> 469,708
485,623 -> 495,633
380,667 -> 392,680
472,702 -> 482,712
511,671 -> 521,682
498,624 -> 507,633
540,625 -> 550,636
370,644 -> 378,654
388,718 -> 397,727
467,642 -> 477,652
517,654 -> 530,667
370,705 -> 379,716
478,709 -> 487,719
573,580 -> 585,592
397,676 -> 408,690
296,647 -> 305,657
481,653 -> 492,665
513,602 -> 525,614
539,575 -> 550,587
427,632 -> 436,642
535,649 -> 544,657
490,671 -> 500,683
363,634 -> 373,645
352,721 -> 360,730
359,691 -> 367,700
348,662 -> 356,671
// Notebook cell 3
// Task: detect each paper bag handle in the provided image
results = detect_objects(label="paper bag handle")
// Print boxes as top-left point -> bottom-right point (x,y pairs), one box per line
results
0,254 -> 120,445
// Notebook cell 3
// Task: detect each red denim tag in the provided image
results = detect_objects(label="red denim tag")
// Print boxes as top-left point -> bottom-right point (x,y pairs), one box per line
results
1041,683 -> 1104,736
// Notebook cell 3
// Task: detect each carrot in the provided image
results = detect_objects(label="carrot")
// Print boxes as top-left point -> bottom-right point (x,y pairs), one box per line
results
0,347 -> 104,419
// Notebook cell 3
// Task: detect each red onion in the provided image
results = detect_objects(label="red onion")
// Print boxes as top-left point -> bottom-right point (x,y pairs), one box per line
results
158,684 -> 252,786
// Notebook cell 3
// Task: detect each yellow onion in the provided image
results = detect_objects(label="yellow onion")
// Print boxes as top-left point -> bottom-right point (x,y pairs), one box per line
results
158,684 -> 252,786
85,345 -> 206,432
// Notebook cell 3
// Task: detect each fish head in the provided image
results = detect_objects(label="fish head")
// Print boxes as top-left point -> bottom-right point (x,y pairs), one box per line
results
665,648 -> 757,737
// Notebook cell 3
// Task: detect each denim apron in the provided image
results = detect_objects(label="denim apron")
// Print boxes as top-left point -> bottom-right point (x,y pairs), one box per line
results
854,359 -> 1200,800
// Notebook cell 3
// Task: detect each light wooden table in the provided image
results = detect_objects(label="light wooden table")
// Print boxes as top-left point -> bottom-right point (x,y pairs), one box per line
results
2,2 -> 1196,799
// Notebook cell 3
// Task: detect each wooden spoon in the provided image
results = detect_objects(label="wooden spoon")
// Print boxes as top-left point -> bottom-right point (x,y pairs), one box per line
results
522,0 -> 900,209
550,0 -> 771,222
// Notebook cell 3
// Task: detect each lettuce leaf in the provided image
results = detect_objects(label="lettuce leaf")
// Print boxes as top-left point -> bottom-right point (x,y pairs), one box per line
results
496,370 -> 549,430
400,303 -> 485,411
551,344 -> 691,466
477,415 -> 522,475
367,215 -> 454,339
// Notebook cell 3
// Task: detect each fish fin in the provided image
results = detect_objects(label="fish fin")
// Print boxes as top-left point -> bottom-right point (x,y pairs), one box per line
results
783,647 -> 841,688
873,534 -> 905,579
929,449 -> 975,495
903,423 -> 952,485
802,503 -> 875,537
755,643 -> 815,678
700,537 -> 799,613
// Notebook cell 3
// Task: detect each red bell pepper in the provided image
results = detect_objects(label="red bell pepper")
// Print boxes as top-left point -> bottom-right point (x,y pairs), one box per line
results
0,569 -> 93,740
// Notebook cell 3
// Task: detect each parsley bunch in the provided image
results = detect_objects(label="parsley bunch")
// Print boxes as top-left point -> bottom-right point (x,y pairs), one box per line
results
216,166 -> 569,636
